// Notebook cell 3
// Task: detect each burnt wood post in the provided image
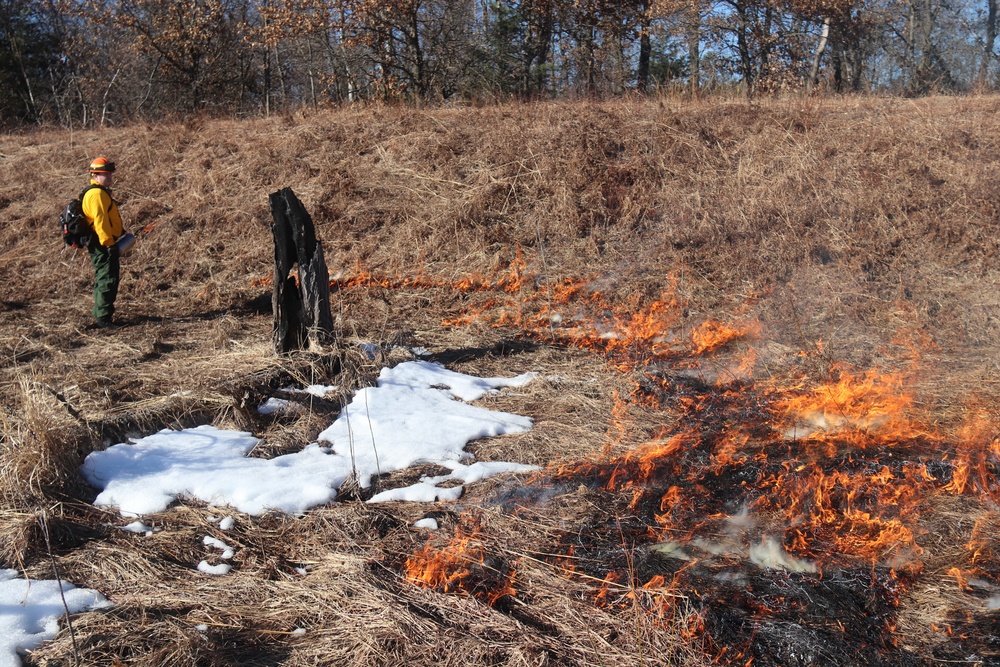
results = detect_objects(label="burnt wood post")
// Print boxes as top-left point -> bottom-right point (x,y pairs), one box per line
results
269,187 -> 333,354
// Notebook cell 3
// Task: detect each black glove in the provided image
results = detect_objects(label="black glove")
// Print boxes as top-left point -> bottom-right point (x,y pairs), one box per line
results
108,243 -> 120,259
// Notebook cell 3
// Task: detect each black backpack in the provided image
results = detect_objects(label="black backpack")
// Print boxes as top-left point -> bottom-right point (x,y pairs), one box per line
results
60,185 -> 102,249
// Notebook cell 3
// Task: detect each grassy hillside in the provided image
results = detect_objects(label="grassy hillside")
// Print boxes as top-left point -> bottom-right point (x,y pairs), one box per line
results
2,95 -> 1000,666
8,96 -> 1000,356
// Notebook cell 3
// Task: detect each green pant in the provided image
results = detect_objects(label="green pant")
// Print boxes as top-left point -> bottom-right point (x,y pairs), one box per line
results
88,243 -> 120,320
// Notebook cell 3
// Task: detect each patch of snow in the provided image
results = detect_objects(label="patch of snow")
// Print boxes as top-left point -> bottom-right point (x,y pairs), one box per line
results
82,363 -> 537,517
0,569 -> 111,667
203,536 -> 234,560
257,398 -> 302,415
120,521 -> 152,535
197,561 -> 232,576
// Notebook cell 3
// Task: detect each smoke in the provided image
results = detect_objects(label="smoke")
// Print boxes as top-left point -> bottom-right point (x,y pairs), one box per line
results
650,508 -> 818,574
749,537 -> 818,574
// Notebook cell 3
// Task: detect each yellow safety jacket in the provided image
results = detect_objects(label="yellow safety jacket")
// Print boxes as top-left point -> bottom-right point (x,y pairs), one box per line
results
82,180 -> 123,248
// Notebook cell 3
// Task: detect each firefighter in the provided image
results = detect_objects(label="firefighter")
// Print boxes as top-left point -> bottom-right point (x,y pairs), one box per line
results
83,157 -> 126,328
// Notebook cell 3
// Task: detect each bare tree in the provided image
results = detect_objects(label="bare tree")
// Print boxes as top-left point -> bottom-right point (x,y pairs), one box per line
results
95,0 -> 254,113
687,1 -> 701,94
983,0 -> 997,85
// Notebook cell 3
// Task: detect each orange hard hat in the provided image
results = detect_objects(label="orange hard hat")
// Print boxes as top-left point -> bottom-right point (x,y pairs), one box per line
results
88,157 -> 116,173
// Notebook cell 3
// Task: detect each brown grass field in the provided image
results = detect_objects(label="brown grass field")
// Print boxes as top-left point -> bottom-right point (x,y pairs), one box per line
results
2,95 -> 1000,666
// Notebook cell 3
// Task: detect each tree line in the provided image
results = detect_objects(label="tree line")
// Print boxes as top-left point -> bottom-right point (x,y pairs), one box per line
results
2,0 -> 998,127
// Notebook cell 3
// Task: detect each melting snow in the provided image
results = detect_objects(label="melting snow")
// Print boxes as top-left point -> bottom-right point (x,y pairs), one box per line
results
120,520 -> 152,535
203,536 -> 235,560
0,569 -> 110,667
197,562 -> 232,576
82,361 -> 538,517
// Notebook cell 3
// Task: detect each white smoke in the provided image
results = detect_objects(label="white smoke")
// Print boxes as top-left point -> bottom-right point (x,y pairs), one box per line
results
749,537 -> 818,573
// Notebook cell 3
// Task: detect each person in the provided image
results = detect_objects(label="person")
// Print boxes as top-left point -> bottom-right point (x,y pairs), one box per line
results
82,157 -> 126,328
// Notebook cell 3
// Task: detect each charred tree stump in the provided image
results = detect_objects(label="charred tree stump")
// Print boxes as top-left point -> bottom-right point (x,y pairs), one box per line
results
269,187 -> 333,354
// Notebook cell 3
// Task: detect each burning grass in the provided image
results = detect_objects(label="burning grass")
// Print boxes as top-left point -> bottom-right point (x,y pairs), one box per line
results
3,95 -> 1000,665
333,253 -> 1000,663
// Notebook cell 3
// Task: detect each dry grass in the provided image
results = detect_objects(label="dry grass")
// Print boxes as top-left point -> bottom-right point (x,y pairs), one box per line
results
3,94 -> 1000,665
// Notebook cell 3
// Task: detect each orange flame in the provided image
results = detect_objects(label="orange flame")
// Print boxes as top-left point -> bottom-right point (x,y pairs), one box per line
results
338,259 -> 755,370
942,409 -> 1000,499
772,367 -> 923,447
947,567 -> 971,590
404,523 -> 517,606
690,320 -> 756,356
